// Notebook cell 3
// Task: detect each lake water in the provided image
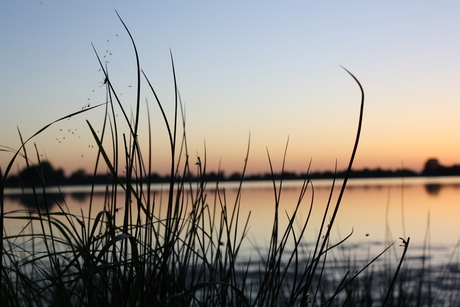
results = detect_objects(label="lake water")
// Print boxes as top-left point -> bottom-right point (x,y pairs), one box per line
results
4,176 -> 460,268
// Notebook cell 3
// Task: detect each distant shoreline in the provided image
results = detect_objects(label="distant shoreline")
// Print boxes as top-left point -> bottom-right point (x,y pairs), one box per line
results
5,175 -> 460,197
4,159 -> 460,188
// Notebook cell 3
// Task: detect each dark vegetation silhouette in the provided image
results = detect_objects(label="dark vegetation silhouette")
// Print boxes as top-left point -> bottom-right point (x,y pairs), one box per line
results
422,158 -> 460,176
5,161 -> 117,187
4,158 -> 458,188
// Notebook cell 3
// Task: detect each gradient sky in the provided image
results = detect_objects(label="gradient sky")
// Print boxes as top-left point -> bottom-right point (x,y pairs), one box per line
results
1,1 -> 460,177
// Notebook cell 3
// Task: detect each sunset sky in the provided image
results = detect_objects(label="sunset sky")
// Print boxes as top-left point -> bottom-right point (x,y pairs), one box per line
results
1,1 -> 460,177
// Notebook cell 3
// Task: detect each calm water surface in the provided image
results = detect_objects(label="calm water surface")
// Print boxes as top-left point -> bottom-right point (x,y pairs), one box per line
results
4,176 -> 460,267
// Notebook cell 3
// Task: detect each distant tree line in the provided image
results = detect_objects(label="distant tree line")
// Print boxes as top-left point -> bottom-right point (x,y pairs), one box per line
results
421,158 -> 460,176
4,161 -> 112,187
3,158 -> 459,188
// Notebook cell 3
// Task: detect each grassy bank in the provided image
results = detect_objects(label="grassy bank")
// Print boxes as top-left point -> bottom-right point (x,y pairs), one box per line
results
1,14 -> 457,306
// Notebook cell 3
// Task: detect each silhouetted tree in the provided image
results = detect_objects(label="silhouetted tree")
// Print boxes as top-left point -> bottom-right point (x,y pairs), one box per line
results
421,158 -> 460,176
69,169 -> 89,185
228,172 -> 242,181
423,158 -> 441,174
18,161 -> 65,187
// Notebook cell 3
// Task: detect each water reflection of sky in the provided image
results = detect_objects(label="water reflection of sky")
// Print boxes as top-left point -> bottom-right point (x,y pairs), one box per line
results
4,176 -> 460,266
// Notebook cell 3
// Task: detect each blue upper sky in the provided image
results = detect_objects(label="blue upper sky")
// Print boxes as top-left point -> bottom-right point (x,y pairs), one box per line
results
1,1 -> 460,175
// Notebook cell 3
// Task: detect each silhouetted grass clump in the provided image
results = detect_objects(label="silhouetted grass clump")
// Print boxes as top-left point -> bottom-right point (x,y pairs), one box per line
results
2,12 -> 458,306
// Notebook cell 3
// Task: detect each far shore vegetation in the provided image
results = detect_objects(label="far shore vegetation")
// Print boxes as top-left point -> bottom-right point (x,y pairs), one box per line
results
3,158 -> 457,188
